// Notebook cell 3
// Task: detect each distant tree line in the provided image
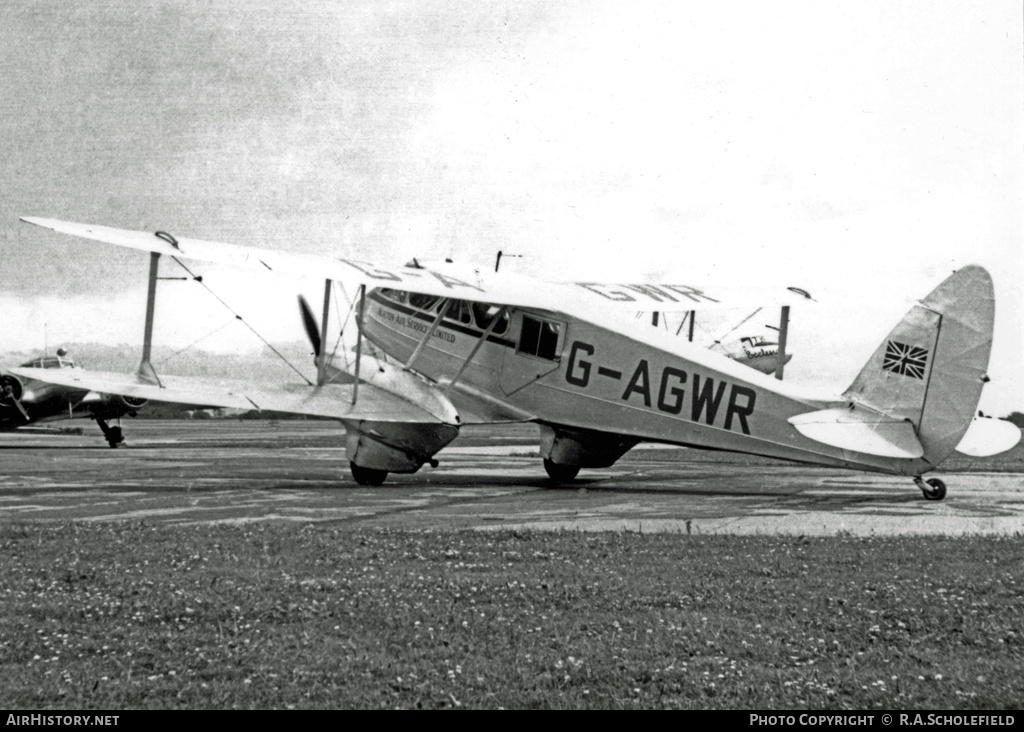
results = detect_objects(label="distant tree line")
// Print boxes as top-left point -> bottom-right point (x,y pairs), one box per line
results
1004,412 -> 1024,429
134,405 -> 324,420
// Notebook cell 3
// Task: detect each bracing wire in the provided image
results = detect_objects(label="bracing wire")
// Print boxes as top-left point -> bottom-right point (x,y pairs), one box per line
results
155,319 -> 237,366
329,278 -> 386,372
711,307 -> 762,345
170,257 -> 314,386
675,312 -> 689,337
330,279 -> 353,370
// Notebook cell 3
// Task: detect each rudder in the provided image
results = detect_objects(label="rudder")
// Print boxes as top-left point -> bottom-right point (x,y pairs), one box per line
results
843,265 -> 994,468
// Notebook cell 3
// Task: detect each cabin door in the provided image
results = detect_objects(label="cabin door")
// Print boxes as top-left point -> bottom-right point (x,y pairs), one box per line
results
499,313 -> 564,395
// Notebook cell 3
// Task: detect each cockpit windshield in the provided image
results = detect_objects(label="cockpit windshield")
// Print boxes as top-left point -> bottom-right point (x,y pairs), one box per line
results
18,356 -> 75,369
378,289 -> 509,335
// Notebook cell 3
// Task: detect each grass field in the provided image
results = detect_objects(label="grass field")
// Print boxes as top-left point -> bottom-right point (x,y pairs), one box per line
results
1,523 -> 1021,709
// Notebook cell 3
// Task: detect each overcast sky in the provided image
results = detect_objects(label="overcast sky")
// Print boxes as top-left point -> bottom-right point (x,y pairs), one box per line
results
0,1 -> 1020,413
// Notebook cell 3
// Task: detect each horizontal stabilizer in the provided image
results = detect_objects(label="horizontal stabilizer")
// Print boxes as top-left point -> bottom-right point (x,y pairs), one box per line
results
11,368 -> 458,425
789,406 -> 924,459
954,417 -> 1022,457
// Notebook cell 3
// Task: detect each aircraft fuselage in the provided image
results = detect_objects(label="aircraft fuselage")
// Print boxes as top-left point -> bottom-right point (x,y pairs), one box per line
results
0,363 -> 139,431
360,289 -> 931,477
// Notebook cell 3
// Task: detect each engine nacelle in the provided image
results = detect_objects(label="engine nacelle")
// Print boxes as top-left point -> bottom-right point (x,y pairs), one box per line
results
346,421 -> 459,473
93,393 -> 149,418
539,424 -> 639,468
0,373 -> 24,403
117,395 -> 148,411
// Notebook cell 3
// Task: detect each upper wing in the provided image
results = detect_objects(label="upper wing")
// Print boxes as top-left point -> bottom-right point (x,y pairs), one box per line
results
11,367 -> 459,425
21,217 -> 812,315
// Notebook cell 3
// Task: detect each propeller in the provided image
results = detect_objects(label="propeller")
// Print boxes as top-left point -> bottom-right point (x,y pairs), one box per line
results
298,295 -> 322,358
298,288 -> 365,392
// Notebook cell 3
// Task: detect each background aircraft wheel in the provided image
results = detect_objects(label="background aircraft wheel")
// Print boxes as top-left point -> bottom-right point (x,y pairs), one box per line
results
350,462 -> 388,486
107,426 -> 124,448
543,458 -> 580,483
922,477 -> 947,501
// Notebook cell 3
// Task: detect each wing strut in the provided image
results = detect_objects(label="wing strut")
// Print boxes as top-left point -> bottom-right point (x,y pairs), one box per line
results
774,305 -> 790,380
404,298 -> 451,372
352,284 -> 365,406
444,306 -> 509,395
137,251 -> 163,386
675,311 -> 696,341
317,279 -> 332,386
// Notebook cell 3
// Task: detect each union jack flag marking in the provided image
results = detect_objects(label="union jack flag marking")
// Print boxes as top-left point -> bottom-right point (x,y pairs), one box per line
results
883,341 -> 929,379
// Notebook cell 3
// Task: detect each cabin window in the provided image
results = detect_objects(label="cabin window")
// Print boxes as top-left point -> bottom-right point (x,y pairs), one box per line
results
447,299 -> 473,325
517,315 -> 560,361
408,292 -> 440,312
472,302 -> 509,335
379,288 -> 407,304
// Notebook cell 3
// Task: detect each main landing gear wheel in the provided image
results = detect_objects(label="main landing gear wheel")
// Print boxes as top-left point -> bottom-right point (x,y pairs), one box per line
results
921,477 -> 947,501
96,419 -> 124,449
543,458 -> 580,484
350,462 -> 388,486
106,426 -> 124,449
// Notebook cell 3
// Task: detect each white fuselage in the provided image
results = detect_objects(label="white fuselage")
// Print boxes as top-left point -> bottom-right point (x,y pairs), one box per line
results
359,289 -> 932,476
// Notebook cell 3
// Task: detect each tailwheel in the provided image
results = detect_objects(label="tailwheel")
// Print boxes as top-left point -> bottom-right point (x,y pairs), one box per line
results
921,477 -> 947,501
543,458 -> 580,484
350,462 -> 388,486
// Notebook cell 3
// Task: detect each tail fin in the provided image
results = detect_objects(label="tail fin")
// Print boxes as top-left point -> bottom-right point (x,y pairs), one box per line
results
843,265 -> 994,468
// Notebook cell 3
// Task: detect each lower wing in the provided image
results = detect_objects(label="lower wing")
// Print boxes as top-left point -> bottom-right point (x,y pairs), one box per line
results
10,368 -> 458,425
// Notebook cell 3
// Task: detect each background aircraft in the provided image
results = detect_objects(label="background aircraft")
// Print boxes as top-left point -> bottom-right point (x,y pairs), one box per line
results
642,310 -> 795,376
12,217 -> 1022,499
0,348 -> 147,447
710,334 -> 792,375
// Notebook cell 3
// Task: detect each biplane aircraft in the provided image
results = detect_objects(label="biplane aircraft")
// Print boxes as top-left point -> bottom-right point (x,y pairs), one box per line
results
710,334 -> 792,375
642,310 -> 795,376
13,216 -> 1021,500
1,348 -> 147,447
